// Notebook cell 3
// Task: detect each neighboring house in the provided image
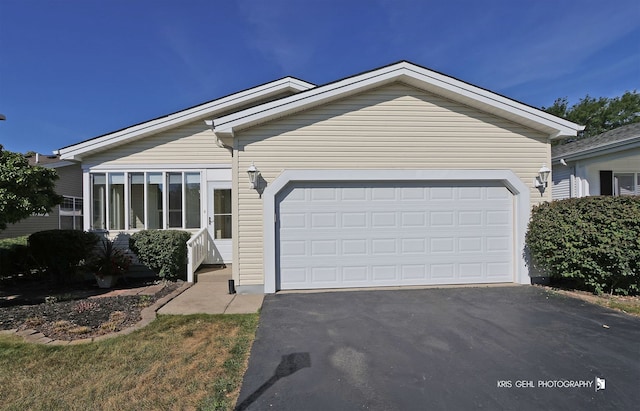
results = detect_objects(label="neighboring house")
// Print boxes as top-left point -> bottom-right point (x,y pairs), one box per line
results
0,153 -> 83,239
57,61 -> 583,293
551,123 -> 640,199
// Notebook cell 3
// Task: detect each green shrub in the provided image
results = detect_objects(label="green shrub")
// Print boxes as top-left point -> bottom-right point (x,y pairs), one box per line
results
526,196 -> 640,295
129,230 -> 191,280
28,230 -> 100,284
0,236 -> 33,278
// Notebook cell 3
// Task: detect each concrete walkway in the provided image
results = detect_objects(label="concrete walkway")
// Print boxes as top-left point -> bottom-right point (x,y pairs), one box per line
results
158,265 -> 264,315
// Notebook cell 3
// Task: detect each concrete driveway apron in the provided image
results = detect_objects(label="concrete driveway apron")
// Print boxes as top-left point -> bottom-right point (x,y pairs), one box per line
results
235,286 -> 640,410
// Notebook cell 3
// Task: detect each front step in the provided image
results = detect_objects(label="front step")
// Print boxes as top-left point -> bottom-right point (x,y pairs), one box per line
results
195,265 -> 231,283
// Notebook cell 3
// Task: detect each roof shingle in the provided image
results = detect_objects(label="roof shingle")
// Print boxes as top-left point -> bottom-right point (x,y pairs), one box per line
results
551,122 -> 640,159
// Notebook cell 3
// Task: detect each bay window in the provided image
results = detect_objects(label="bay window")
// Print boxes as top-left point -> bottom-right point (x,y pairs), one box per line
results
90,171 -> 201,231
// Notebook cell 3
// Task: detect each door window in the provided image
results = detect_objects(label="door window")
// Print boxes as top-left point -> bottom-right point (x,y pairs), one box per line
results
213,189 -> 232,239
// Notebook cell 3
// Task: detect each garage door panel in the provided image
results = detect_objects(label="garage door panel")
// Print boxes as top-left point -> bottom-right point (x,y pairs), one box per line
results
459,263 -> 483,278
458,186 -> 482,199
277,182 -> 514,290
401,187 -> 427,200
342,239 -> 368,255
458,211 -> 483,226
487,262 -> 512,277
311,267 -> 338,283
459,237 -> 482,253
486,210 -> 511,226
311,187 -> 338,201
311,213 -> 337,228
401,238 -> 426,253
343,266 -> 368,281
343,212 -> 367,227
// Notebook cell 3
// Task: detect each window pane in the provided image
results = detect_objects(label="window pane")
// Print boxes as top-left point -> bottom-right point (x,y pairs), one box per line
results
92,173 -> 106,230
213,189 -> 231,239
614,173 -> 634,196
214,215 -> 232,239
109,173 -> 125,229
214,189 -> 232,214
185,172 -> 200,228
147,173 -> 163,229
60,216 -> 74,230
130,173 -> 145,229
168,173 -> 182,228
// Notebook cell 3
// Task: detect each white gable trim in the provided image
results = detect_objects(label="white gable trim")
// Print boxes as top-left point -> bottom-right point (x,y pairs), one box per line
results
214,61 -> 583,139
58,77 -> 315,161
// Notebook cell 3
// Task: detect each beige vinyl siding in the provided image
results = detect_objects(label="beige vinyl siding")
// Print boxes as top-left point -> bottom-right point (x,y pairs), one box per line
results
55,163 -> 83,197
83,121 -> 231,167
234,82 -> 551,286
0,212 -> 60,239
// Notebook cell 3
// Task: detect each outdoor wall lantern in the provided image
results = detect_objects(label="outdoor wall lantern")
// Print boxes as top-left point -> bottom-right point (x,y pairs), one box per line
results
534,164 -> 551,189
247,162 -> 260,189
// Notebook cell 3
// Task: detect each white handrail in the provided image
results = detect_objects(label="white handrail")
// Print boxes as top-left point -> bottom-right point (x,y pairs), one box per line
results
186,227 -> 208,282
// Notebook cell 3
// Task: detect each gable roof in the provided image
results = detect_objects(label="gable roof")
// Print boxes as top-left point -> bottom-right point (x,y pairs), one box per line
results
57,77 -> 315,160
551,122 -> 640,162
212,61 -> 584,139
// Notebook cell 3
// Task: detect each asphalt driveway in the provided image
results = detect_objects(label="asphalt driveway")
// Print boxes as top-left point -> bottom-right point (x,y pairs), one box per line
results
235,286 -> 640,410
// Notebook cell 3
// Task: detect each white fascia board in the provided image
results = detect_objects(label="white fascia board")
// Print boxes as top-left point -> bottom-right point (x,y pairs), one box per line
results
58,77 -> 314,161
214,61 -> 584,138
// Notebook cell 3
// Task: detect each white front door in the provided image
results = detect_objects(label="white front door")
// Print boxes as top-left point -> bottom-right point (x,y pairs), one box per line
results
206,181 -> 232,264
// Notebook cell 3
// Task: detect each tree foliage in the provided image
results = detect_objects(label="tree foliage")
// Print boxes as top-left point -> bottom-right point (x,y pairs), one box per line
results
543,90 -> 640,140
0,145 -> 62,230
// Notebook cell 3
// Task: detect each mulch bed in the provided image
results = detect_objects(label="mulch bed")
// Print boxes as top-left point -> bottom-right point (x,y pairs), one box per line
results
0,277 -> 181,341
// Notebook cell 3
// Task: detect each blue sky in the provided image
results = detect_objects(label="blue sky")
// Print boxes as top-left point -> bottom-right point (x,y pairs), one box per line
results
1,0 -> 638,155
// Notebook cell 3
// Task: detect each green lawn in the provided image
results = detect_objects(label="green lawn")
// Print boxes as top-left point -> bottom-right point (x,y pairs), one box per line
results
0,314 -> 259,411
0,235 -> 28,248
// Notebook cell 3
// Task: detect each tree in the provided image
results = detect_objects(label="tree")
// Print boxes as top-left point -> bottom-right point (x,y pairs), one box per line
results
543,90 -> 640,140
0,145 -> 62,230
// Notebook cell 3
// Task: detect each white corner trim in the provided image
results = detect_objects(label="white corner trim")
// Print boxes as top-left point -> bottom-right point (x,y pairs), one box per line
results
262,169 -> 531,293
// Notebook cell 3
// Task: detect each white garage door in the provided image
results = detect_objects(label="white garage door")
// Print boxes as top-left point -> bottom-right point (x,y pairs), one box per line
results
276,181 -> 514,290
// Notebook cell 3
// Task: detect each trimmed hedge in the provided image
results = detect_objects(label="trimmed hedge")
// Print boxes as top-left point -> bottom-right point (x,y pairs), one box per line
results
28,230 -> 100,284
129,230 -> 191,280
526,196 -> 640,295
0,236 -> 32,279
